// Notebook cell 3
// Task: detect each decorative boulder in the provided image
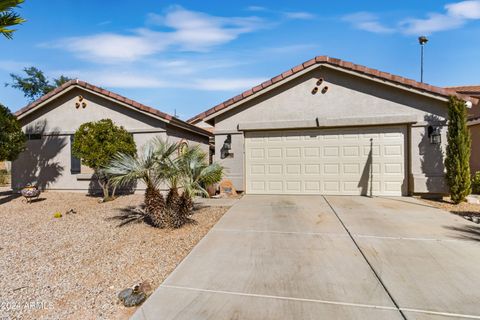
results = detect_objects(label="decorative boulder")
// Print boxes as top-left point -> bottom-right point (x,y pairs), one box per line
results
123,291 -> 146,307
219,179 -> 237,197
118,283 -> 150,307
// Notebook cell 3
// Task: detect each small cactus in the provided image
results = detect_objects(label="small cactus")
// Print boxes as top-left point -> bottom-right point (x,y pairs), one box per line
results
53,212 -> 62,218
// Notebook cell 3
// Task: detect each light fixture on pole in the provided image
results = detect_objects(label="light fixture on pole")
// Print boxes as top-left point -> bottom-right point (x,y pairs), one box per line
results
418,36 -> 428,83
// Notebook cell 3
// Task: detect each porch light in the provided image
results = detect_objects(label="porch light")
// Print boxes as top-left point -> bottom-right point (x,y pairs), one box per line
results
428,126 -> 441,144
221,134 -> 232,159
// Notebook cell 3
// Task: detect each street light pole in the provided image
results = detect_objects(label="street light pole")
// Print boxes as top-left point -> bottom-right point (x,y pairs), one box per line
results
418,36 -> 428,83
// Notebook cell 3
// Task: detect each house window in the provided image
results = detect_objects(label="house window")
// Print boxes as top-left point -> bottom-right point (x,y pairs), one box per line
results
70,135 -> 81,174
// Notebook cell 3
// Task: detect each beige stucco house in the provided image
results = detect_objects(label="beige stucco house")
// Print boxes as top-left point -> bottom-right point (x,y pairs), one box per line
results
12,80 -> 211,192
189,56 -> 478,196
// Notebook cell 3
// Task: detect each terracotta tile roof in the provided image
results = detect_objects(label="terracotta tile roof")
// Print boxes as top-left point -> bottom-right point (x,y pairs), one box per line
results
447,85 -> 480,97
14,79 -> 211,137
187,56 -> 476,124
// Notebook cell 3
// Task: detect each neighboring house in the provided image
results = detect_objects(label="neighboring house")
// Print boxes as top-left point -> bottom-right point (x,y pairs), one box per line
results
188,56 -> 478,196
12,80 -> 211,192
449,85 -> 480,174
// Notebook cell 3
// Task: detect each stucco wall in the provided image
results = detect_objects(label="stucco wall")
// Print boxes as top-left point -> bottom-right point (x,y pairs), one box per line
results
12,87 -> 209,192
470,123 -> 480,174
212,67 -> 449,194
191,119 -> 214,132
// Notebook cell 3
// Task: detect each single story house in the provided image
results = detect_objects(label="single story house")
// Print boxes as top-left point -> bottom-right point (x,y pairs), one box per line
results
188,56 -> 478,196
12,80 -> 211,192
448,85 -> 480,174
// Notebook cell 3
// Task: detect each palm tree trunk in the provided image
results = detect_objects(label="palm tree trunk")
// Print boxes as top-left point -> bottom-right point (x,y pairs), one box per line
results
144,186 -> 166,228
177,192 -> 193,227
166,187 -> 184,228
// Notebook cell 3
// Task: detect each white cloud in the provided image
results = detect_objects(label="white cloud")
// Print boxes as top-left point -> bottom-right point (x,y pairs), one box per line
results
90,73 -> 168,88
447,0 -> 480,19
342,12 -> 394,34
400,13 -> 465,35
53,6 -> 265,62
0,60 -> 33,72
57,32 -> 166,61
402,0 -> 480,34
246,6 -> 267,12
97,20 -> 111,26
344,1 -> 480,35
191,77 -> 266,91
283,12 -> 315,20
66,67 -> 265,92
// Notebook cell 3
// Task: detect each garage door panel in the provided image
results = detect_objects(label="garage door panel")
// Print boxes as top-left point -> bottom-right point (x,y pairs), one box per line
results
268,164 -> 283,175
324,181 -> 340,193
323,146 -> 339,156
245,126 -> 406,196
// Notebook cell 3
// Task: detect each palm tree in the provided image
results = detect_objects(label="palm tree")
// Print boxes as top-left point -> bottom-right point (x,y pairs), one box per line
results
0,0 -> 26,39
105,138 -> 177,227
174,145 -> 223,226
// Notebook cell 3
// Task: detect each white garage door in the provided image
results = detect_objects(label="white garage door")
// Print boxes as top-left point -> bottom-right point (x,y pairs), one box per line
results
245,126 -> 407,196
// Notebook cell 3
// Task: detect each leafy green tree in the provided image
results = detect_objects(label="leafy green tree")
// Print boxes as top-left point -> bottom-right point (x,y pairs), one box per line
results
0,102 -> 25,161
445,96 -> 471,204
7,67 -> 73,101
0,0 -> 25,39
53,75 -> 72,87
72,119 -> 136,200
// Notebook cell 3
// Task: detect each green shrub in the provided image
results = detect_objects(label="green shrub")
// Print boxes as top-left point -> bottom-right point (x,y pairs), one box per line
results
472,172 -> 480,194
72,119 -> 137,200
445,96 -> 471,203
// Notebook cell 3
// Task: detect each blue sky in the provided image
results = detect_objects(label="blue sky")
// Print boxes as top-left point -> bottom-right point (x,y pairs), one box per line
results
1,0 -> 480,119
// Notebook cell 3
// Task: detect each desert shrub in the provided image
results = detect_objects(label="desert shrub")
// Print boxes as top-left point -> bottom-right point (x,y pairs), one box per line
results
106,139 -> 223,229
0,103 -> 26,161
72,119 -> 136,200
445,96 -> 471,203
472,172 -> 480,194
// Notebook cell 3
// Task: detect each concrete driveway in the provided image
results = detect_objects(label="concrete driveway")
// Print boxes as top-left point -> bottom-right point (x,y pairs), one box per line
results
132,195 -> 480,320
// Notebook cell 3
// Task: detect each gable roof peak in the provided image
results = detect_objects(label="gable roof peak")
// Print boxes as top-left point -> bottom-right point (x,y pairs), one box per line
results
187,55 -> 476,124
14,79 -> 211,137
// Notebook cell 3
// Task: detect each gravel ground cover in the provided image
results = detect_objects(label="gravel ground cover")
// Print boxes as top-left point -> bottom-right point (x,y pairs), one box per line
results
419,196 -> 480,217
0,191 -> 228,319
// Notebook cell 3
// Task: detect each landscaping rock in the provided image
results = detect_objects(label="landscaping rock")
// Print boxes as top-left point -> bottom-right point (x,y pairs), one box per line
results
466,195 -> 480,204
219,179 -> 237,197
139,281 -> 152,294
123,291 -> 147,307
118,288 -> 133,302
118,286 -> 147,307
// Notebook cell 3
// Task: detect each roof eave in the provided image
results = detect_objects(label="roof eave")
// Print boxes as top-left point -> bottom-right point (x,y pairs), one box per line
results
203,62 -> 464,123
14,81 -> 212,137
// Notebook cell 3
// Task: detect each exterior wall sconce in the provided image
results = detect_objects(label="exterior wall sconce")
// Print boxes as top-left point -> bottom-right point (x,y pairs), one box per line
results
427,125 -> 441,144
220,134 -> 232,159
